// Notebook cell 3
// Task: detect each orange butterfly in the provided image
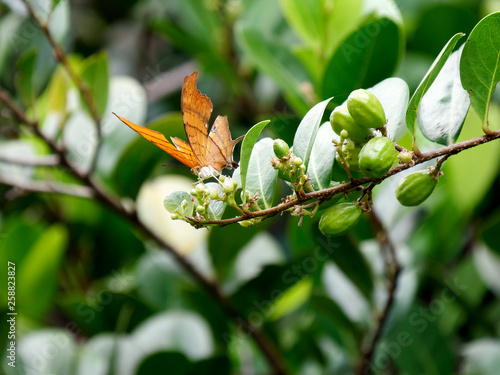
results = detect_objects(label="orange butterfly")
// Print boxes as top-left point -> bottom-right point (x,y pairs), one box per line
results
113,72 -> 244,179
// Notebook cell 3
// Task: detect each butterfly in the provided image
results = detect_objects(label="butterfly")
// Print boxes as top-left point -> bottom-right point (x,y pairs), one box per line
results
113,71 -> 244,180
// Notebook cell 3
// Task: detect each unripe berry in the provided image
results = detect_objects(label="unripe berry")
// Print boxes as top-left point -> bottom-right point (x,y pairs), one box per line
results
319,202 -> 363,237
273,139 -> 290,159
330,105 -> 372,141
395,170 -> 438,206
358,137 -> 397,178
347,89 -> 386,129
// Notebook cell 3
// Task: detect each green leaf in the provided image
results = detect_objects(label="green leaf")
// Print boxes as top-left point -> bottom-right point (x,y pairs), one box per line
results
47,65 -> 69,114
306,122 -> 338,191
461,339 -> 500,375
205,182 -> 226,220
269,276 -> 313,320
293,97 -> 332,167
279,0 -> 323,48
16,329 -> 77,374
236,25 -> 310,115
163,191 -> 194,216
136,251 -> 187,311
418,46 -> 470,145
243,138 -> 278,209
229,256 -> 313,318
406,32 -> 464,142
324,0 -> 364,59
367,77 -> 409,140
17,224 -> 68,320
81,51 -> 109,118
445,106 -> 500,215
238,120 -> 270,204
15,48 -> 37,107
322,17 -> 403,100
460,12 -> 500,131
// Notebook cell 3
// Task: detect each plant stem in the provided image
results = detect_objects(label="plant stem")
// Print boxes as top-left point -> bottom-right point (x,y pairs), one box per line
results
358,210 -> 401,374
23,0 -> 102,176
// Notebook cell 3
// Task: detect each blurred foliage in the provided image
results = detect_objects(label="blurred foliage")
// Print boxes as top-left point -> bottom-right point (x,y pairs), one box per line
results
0,0 -> 500,374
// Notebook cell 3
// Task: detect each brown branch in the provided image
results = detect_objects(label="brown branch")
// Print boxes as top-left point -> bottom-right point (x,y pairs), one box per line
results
357,210 -> 401,374
198,129 -> 500,227
0,154 -> 60,166
0,86 -> 289,375
22,0 -> 102,175
0,176 -> 94,198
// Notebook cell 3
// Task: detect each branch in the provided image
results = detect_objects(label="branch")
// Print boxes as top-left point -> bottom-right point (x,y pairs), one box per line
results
0,86 -> 289,375
197,130 -> 500,227
22,0 -> 102,175
357,210 -> 401,374
0,154 -> 60,166
0,176 -> 94,199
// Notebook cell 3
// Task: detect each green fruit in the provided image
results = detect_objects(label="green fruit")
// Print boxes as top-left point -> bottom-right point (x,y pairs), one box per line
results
359,137 -> 397,178
273,139 -> 290,158
347,89 -> 386,129
395,170 -> 438,206
330,105 -> 373,141
319,202 -> 363,237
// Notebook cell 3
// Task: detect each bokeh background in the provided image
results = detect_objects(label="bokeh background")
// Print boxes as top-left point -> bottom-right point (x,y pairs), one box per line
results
1,0 -> 500,374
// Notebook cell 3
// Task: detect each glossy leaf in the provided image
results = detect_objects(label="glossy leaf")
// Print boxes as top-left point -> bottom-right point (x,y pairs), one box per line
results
236,25 -> 310,115
368,77 -> 409,140
81,51 -> 109,118
406,33 -> 464,140
293,97 -> 332,167
243,138 -> 278,209
418,46 -> 470,145
322,18 -> 402,101
307,122 -> 337,191
238,120 -> 270,204
460,12 -> 500,129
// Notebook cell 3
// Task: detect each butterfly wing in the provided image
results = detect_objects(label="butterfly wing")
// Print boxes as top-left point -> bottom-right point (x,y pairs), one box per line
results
181,72 -> 212,167
113,113 -> 199,169
207,115 -> 244,170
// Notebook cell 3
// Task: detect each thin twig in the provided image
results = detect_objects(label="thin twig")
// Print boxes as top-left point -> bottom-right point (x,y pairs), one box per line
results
0,154 -> 60,166
357,210 -> 401,374
0,86 -> 289,375
22,0 -> 102,176
0,176 -> 94,199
